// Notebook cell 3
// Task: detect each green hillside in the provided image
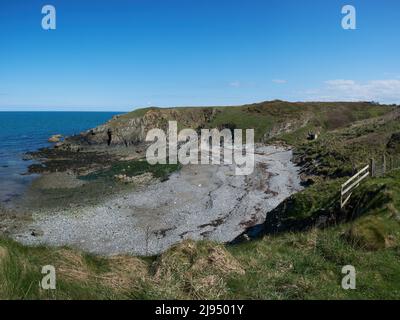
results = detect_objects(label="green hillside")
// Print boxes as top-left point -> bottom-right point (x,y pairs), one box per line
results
105,101 -> 393,142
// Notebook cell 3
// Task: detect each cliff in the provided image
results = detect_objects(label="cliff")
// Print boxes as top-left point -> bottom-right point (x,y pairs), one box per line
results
61,100 -> 395,149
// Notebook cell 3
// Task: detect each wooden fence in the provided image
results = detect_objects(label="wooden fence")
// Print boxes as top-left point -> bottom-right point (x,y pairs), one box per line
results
370,154 -> 400,177
340,153 -> 400,209
340,164 -> 370,209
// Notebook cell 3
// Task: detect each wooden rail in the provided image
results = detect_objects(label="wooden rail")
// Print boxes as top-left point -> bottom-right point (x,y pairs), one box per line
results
340,164 -> 370,209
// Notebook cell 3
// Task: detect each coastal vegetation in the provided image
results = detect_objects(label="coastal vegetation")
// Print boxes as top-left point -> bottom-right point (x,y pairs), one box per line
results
1,169 -> 399,299
1,101 -> 399,299
80,159 -> 181,182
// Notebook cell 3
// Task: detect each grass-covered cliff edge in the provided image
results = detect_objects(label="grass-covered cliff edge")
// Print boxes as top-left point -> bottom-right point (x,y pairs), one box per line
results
61,100 -> 394,147
1,100 -> 400,299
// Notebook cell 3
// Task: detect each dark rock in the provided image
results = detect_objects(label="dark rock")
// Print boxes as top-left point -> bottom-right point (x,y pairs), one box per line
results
30,229 -> 44,237
26,147 -> 118,174
48,134 -> 63,143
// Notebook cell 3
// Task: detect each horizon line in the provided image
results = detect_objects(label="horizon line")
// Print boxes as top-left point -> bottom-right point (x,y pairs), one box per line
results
0,110 -> 128,112
0,99 -> 397,112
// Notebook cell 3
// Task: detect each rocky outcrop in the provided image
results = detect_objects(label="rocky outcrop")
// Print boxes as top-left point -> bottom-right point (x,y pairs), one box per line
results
55,101 -> 395,151
64,107 -> 218,148
61,105 -> 312,150
114,172 -> 154,184
48,134 -> 62,143
262,116 -> 311,142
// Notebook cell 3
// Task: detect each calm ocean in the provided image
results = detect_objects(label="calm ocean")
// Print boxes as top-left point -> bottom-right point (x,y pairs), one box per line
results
0,112 -> 121,204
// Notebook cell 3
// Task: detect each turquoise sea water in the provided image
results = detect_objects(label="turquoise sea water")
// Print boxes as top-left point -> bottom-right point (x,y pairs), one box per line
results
0,112 -> 120,204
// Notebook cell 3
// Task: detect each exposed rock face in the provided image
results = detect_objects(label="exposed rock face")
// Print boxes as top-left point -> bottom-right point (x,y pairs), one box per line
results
67,107 -> 218,148
61,106 -> 313,151
54,101 -> 392,152
262,116 -> 311,141
28,102 -> 394,180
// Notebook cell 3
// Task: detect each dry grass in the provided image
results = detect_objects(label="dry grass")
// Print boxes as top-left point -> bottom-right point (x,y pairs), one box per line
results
100,255 -> 148,292
191,246 -> 245,276
0,245 -> 8,260
56,249 -> 91,282
55,248 -> 151,295
152,240 -> 245,299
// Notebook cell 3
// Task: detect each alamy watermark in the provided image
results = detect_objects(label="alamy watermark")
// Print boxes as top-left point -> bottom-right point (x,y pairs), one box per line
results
145,121 -> 255,175
40,265 -> 56,290
341,265 -> 356,290
342,5 -> 356,30
40,4 -> 356,31
41,5 -> 56,30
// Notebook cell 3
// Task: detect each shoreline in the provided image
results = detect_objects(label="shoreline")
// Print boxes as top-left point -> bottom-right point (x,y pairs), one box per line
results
10,145 -> 303,256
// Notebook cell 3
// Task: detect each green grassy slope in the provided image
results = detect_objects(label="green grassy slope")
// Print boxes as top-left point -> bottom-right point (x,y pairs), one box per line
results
263,107 -> 400,230
109,101 -> 394,142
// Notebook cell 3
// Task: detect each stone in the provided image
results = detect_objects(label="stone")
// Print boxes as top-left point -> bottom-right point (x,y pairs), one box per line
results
48,134 -> 63,143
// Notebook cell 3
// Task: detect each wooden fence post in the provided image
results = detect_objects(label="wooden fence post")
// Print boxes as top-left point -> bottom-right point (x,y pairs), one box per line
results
370,158 -> 375,177
382,154 -> 387,176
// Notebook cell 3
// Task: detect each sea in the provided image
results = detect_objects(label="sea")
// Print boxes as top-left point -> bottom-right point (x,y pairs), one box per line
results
0,112 -> 121,205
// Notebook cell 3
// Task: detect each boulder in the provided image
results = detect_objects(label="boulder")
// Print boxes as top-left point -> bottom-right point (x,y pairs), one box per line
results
48,134 -> 63,143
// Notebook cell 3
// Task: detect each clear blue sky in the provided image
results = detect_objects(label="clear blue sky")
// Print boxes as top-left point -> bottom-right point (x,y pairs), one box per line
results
1,0 -> 400,111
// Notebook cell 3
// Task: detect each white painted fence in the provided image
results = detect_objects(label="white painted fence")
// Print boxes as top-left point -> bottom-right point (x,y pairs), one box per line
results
340,164 -> 370,209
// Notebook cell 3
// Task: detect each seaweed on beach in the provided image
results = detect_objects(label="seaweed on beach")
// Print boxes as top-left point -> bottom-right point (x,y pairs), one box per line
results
27,148 -> 118,174
79,159 -> 181,182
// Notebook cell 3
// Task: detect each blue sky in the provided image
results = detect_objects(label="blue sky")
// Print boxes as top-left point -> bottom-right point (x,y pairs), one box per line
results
0,0 -> 400,111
